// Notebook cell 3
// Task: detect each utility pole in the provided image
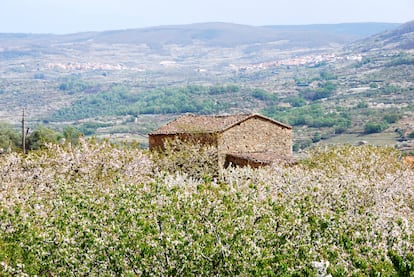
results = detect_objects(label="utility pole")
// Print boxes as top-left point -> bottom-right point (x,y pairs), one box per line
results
22,109 -> 26,154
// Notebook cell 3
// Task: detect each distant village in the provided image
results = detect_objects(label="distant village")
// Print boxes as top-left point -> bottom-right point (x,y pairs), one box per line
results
233,53 -> 363,71
41,53 -> 364,74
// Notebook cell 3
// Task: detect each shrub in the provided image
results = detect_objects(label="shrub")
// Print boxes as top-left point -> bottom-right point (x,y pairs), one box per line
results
369,82 -> 379,89
312,132 -> 322,143
251,88 -> 277,102
63,126 -> 83,145
151,138 -> 219,179
356,101 -> 369,109
292,143 -> 300,152
320,70 -> 337,80
301,82 -> 337,101
383,113 -> 401,124
26,126 -> 62,150
0,123 -> 21,152
364,121 -> 388,134
286,96 -> 306,107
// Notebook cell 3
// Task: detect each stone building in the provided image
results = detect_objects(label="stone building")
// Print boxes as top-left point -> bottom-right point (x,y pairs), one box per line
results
148,113 -> 293,168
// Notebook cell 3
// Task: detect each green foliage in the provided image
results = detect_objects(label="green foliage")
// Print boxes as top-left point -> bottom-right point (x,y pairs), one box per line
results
301,81 -> 337,101
383,113 -> 401,124
312,132 -> 322,143
263,104 -> 351,129
0,122 -> 21,152
319,70 -> 337,80
208,84 -> 240,94
386,53 -> 414,67
251,88 -> 277,102
292,143 -> 300,152
298,139 -> 313,150
286,96 -> 306,107
294,77 -> 310,86
58,77 -> 96,94
26,126 -> 62,150
364,121 -> 389,134
333,120 -> 351,134
381,85 -> 399,95
356,101 -> 369,109
388,250 -> 414,276
369,82 -> 379,89
0,144 -> 412,275
77,122 -> 111,136
408,131 -> 414,139
1,123 -> 83,153
63,126 -> 83,145
51,85 -> 246,121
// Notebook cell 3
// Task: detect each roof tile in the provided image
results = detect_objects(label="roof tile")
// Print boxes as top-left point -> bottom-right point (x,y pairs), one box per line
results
149,113 -> 291,135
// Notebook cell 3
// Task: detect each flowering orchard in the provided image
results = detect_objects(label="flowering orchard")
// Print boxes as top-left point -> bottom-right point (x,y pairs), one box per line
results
0,139 -> 413,276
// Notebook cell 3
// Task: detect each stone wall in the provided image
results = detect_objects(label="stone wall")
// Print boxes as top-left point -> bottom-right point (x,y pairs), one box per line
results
217,116 -> 292,165
225,153 -> 271,168
149,133 -> 218,151
149,116 -> 292,170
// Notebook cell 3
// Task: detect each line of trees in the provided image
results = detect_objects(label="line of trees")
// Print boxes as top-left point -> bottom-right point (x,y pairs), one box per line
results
0,123 -> 82,154
50,84 -> 251,121
263,104 -> 352,133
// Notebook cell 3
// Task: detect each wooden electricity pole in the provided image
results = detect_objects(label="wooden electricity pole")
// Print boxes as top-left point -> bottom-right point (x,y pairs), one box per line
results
22,109 -> 26,154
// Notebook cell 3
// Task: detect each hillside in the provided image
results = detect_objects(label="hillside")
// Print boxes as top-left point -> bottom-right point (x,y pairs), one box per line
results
89,22 -> 385,48
0,21 -> 413,151
265,22 -> 399,38
349,20 -> 414,51
0,22 -> 399,52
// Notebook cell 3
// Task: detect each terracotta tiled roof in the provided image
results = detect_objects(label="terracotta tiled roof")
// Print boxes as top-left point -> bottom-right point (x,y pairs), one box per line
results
149,113 -> 291,135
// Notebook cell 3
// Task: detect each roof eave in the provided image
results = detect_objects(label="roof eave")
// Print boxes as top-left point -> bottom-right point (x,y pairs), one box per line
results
149,131 -> 218,136
220,113 -> 292,133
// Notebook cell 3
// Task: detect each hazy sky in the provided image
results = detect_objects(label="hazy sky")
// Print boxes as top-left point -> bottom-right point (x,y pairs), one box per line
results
1,0 -> 413,34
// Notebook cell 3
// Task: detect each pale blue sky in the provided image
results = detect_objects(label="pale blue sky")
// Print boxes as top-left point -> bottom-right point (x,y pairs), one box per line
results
1,0 -> 413,34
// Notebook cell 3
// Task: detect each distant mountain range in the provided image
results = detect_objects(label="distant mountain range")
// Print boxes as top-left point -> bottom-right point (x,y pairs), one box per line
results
0,21 -> 413,67
264,22 -> 401,38
0,22 -> 404,54
83,22 -> 401,48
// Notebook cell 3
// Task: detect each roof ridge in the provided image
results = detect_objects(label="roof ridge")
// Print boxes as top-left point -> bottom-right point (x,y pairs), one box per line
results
149,113 -> 291,135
